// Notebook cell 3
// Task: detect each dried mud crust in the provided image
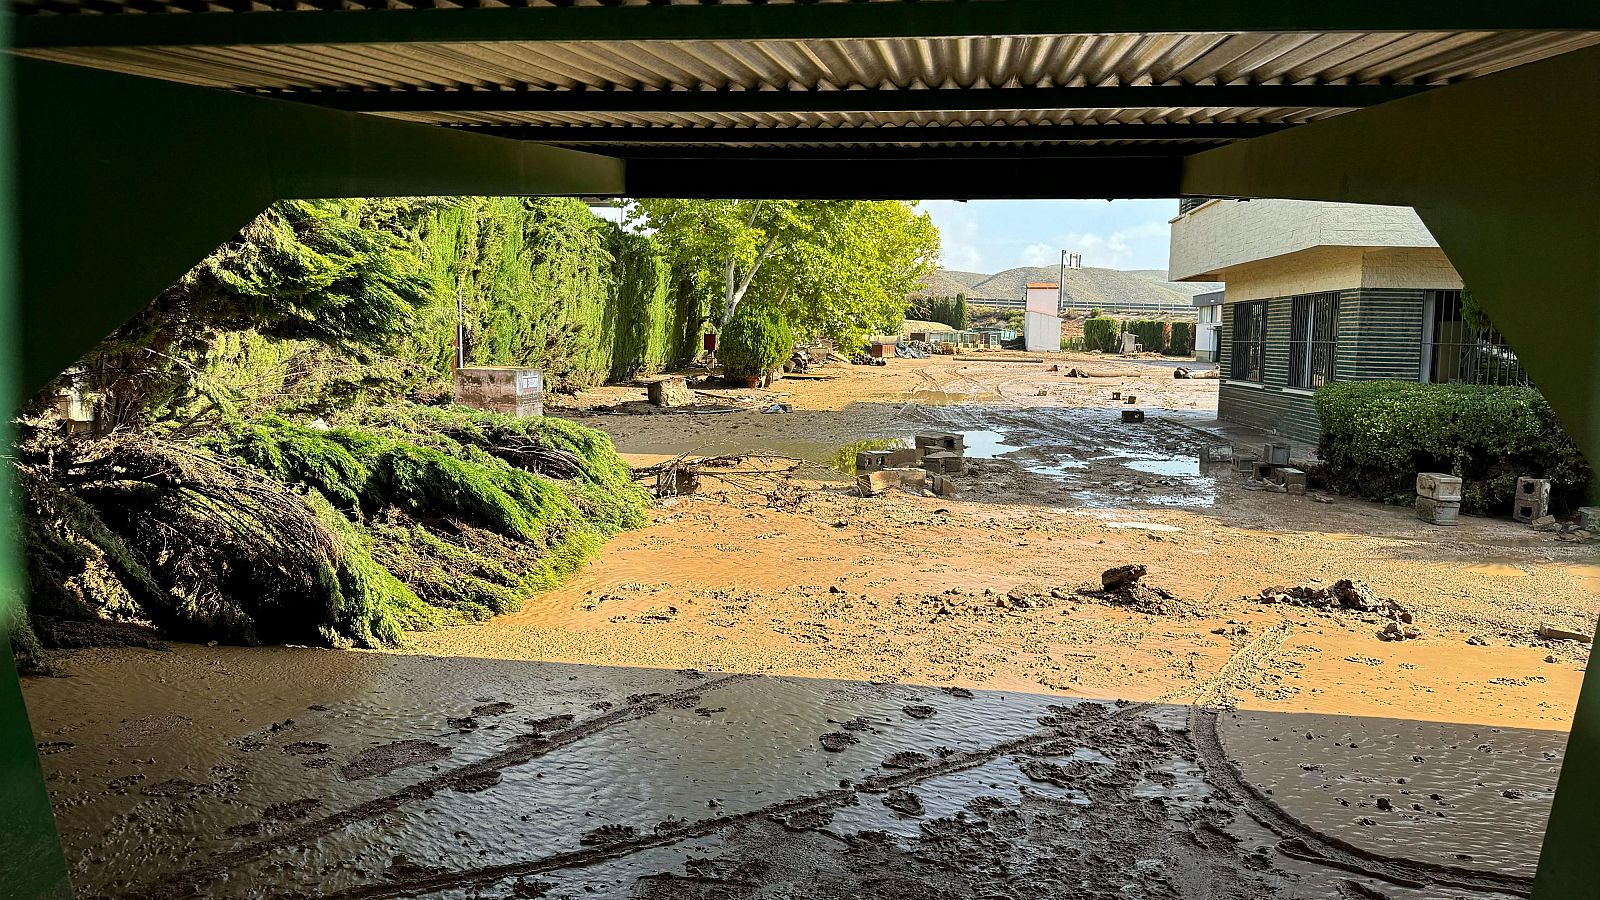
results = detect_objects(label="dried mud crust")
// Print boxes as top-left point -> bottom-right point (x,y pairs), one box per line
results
1188,707 -> 1533,897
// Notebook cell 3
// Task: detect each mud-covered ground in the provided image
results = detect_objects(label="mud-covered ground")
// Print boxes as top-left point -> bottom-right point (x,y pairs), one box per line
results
21,350 -> 1595,898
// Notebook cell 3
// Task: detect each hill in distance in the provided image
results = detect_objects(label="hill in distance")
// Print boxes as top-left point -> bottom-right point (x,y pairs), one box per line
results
916,265 -> 1221,310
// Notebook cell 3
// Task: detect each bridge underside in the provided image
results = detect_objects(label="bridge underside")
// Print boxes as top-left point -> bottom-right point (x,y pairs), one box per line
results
2,4 -> 1599,897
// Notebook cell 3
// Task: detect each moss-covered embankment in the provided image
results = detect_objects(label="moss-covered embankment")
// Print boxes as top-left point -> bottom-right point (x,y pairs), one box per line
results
12,404 -> 646,671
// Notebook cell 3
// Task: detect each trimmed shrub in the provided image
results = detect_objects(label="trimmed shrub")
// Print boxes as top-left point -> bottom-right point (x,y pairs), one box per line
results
720,304 -> 794,380
1082,317 -> 1120,353
1168,322 -> 1194,356
1125,319 -> 1170,354
1315,381 -> 1590,514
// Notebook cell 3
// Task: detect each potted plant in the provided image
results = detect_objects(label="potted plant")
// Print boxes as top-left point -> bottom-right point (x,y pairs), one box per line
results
719,305 -> 793,390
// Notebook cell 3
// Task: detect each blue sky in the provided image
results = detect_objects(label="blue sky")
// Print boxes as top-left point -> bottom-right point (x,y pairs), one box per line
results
919,199 -> 1181,275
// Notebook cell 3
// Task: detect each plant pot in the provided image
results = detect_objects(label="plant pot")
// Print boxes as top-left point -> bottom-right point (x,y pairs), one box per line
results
744,376 -> 761,389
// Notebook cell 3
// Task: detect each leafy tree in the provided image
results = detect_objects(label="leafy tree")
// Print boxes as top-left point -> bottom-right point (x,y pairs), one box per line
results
627,199 -> 939,344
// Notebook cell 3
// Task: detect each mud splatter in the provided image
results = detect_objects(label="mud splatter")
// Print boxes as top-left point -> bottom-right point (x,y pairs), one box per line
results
338,739 -> 452,781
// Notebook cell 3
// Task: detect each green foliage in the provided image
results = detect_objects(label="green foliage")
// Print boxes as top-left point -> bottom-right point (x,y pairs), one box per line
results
1125,320 -> 1170,354
719,304 -> 795,380
1315,381 -> 1590,514
908,294 -> 969,330
1082,316 -> 1121,353
630,199 -> 939,347
1168,322 -> 1194,356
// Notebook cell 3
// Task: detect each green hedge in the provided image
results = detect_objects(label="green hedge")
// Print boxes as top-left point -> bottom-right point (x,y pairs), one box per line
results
720,304 -> 794,379
1168,321 -> 1193,356
1315,381 -> 1590,514
1125,319 -> 1170,354
1082,316 -> 1120,352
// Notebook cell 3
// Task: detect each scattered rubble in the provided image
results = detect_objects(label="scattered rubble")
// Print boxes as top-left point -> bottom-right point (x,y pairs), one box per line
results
1076,565 -> 1179,615
1252,580 -> 1419,641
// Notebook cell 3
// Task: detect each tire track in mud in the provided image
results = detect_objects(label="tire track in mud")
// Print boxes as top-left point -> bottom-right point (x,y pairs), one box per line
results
272,630 -> 1300,900
127,672 -> 760,900
1188,705 -> 1533,897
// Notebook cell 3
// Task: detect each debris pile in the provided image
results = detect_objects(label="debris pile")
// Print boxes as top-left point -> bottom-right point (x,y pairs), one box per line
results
1079,565 -> 1179,615
1253,579 -> 1420,641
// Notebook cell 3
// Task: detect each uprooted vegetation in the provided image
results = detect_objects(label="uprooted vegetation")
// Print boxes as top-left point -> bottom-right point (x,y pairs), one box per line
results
11,405 -> 648,671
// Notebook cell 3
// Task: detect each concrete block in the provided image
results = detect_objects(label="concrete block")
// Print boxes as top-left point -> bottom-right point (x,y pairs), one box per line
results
1271,467 -> 1307,487
1199,445 -> 1233,465
1538,624 -> 1594,644
646,376 -> 695,408
882,447 -> 921,467
1579,507 -> 1600,531
1513,477 -> 1552,523
1262,442 -> 1291,466
856,450 -> 894,472
454,366 -> 544,417
921,450 -> 963,474
1233,457 -> 1258,475
1416,472 -> 1463,502
927,473 -> 956,497
1121,408 -> 1145,424
1416,496 -> 1461,526
914,432 -> 965,454
856,467 -> 926,497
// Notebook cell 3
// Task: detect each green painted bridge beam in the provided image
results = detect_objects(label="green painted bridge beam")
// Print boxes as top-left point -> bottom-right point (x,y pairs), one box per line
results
14,57 -> 624,398
1181,46 -> 1600,900
13,0 -> 1600,49
274,84 -> 1424,115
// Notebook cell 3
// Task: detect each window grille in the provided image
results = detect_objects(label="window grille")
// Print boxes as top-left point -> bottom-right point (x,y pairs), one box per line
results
1230,301 -> 1266,382
1289,292 -> 1339,388
1425,290 -> 1530,387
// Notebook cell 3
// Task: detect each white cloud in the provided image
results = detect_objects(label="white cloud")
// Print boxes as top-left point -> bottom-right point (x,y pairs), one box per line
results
921,201 -> 986,273
1018,242 -> 1058,268
1052,219 -> 1171,270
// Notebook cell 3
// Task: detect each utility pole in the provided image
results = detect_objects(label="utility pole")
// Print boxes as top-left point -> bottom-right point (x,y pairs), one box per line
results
455,285 -> 467,371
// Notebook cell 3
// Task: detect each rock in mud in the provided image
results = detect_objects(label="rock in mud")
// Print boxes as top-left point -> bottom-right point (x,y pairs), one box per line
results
262,798 -> 323,821
471,701 -> 516,717
819,732 -> 860,752
883,789 -> 925,817
339,739 -> 452,781
902,704 -> 937,720
941,686 -> 975,699
1101,565 -> 1148,591
282,741 -> 331,756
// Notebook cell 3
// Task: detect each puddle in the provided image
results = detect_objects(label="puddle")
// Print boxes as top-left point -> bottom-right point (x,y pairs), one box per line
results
957,429 -> 1020,460
1560,564 -> 1600,591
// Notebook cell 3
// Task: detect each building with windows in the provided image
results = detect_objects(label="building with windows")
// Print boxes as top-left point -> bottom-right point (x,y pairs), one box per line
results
1168,199 -> 1526,444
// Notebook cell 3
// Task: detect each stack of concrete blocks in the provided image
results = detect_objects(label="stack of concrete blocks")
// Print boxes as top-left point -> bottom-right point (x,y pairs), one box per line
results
1271,467 -> 1308,495
646,375 -> 696,408
856,447 -> 920,473
454,366 -> 544,417
1252,442 -> 1291,480
1513,477 -> 1552,523
1415,472 -> 1463,526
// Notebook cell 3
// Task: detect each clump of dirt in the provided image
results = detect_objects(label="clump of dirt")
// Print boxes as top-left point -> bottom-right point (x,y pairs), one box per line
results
339,739 -> 452,781
1075,565 -> 1180,615
819,732 -> 860,752
882,751 -> 931,770
1253,580 -> 1420,641
471,701 -> 515,717
282,741 -> 331,756
261,798 -> 322,822
580,824 -> 638,846
882,789 -> 925,816
901,704 -> 936,719
450,771 -> 503,793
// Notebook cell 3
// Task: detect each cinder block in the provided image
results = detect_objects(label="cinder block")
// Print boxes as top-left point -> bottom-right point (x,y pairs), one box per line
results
1416,472 -> 1463,502
921,450 -> 963,474
1199,445 -> 1234,465
455,366 -> 544,417
1513,477 -> 1552,523
856,450 -> 894,472
1579,507 -> 1600,531
914,432 -> 964,454
646,376 -> 695,408
1262,442 -> 1291,466
1271,467 -> 1307,487
1416,496 -> 1461,526
927,473 -> 956,497
1121,408 -> 1145,424
856,467 -> 926,497
1233,457 -> 1258,475
882,447 -> 920,467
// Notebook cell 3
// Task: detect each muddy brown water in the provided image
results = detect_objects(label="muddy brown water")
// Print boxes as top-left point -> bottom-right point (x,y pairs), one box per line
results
25,645 -> 1557,899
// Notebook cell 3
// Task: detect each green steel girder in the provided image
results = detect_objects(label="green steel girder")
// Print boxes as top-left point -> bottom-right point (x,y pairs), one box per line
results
451,122 -> 1293,145
1181,45 -> 1600,900
12,0 -> 1600,49
0,22 -> 75,900
279,84 -> 1426,115
14,57 -> 624,397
